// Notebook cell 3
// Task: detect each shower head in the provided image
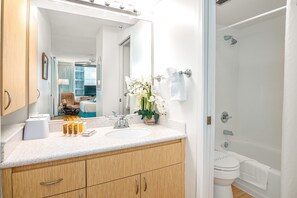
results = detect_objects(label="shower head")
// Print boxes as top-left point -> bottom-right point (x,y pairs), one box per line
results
231,38 -> 238,45
216,0 -> 230,5
224,35 -> 238,45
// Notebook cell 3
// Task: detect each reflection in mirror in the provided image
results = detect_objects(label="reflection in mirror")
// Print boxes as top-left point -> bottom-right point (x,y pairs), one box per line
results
28,6 -> 152,121
42,52 -> 48,80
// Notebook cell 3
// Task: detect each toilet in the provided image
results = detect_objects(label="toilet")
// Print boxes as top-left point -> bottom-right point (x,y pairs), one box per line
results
214,150 -> 240,198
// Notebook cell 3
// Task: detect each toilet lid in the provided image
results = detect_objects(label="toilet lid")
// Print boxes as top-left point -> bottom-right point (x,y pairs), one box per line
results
214,151 -> 240,171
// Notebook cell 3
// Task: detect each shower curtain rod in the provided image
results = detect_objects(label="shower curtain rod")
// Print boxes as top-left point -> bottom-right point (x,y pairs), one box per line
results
218,6 -> 286,31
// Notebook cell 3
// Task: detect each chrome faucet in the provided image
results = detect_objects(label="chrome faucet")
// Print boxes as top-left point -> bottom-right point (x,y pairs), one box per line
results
112,111 -> 129,129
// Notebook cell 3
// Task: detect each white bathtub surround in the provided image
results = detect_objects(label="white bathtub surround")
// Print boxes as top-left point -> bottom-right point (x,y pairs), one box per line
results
0,124 -> 186,169
216,15 -> 285,151
281,0 -> 297,197
229,151 -> 270,190
224,139 -> 281,198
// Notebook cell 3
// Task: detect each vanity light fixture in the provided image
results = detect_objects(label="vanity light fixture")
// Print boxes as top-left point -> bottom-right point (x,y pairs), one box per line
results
105,1 -> 110,6
60,0 -> 140,16
119,4 -> 125,10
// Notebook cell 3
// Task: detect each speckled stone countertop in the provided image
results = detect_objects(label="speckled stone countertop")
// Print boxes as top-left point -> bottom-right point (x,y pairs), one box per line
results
0,124 -> 186,169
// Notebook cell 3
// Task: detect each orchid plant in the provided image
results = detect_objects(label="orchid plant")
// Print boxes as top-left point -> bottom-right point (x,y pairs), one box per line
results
125,76 -> 166,122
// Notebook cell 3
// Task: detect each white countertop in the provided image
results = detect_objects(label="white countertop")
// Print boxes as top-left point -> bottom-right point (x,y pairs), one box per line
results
0,124 -> 186,169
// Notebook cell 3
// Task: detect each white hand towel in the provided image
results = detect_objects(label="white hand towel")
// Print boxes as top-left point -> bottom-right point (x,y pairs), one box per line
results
229,151 -> 270,190
166,68 -> 186,101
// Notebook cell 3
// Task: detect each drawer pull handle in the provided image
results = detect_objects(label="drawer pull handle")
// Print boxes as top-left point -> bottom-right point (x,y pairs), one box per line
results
79,192 -> 83,198
135,179 -> 139,195
4,90 -> 12,110
144,177 -> 147,192
40,178 -> 63,186
37,89 -> 40,99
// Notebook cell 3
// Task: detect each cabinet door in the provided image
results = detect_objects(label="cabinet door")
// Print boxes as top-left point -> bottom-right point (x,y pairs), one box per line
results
87,175 -> 140,198
29,9 -> 38,104
141,164 -> 183,198
2,0 -> 27,115
47,189 -> 86,198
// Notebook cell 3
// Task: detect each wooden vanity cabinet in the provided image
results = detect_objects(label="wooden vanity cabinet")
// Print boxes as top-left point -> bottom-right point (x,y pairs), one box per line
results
48,189 -> 86,198
88,164 -> 183,198
87,175 -> 141,198
1,0 -> 28,115
2,140 -> 185,198
141,164 -> 183,198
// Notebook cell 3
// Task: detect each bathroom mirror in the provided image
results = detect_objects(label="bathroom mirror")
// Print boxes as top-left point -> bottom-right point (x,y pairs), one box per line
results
28,4 -> 153,120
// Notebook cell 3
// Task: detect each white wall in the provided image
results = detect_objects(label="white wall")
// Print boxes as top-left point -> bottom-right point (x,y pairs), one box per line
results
237,16 -> 285,149
118,20 -> 152,78
51,35 -> 96,61
1,107 -> 28,125
29,8 -> 52,116
215,16 -> 285,151
153,0 -> 204,197
281,0 -> 297,197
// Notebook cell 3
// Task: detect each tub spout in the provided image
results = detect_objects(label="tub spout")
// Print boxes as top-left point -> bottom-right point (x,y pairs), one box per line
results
223,130 -> 234,136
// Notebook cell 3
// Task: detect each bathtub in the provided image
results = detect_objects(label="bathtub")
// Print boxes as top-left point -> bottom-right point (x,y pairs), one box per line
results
225,139 -> 281,198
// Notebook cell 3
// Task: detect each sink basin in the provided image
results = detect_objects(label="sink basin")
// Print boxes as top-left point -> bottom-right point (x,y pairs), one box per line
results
105,128 -> 151,139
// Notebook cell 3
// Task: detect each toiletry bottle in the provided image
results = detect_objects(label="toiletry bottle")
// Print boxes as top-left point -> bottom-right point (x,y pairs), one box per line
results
63,123 -> 68,135
68,122 -> 73,135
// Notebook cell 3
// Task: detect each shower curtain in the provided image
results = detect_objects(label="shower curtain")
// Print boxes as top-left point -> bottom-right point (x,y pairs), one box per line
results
281,0 -> 297,197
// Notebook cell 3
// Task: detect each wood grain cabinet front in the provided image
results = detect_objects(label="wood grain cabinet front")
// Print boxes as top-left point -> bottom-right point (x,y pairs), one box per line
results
87,175 -> 141,198
12,161 -> 86,198
47,189 -> 86,198
87,142 -> 182,186
1,0 -> 28,115
141,164 -> 183,198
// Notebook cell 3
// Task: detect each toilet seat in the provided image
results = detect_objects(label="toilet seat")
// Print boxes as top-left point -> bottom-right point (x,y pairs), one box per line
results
214,151 -> 240,171
214,151 -> 240,198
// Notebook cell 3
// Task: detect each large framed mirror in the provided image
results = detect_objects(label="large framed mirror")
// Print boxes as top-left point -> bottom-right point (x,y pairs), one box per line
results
28,1 -> 153,121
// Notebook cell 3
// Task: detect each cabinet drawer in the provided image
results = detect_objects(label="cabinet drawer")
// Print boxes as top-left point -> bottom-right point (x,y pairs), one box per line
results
87,175 -> 140,198
87,142 -> 182,186
48,189 -> 86,198
12,161 -> 86,198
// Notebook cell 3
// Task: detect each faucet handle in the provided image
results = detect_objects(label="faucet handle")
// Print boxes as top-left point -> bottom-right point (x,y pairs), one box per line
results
221,111 -> 232,123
